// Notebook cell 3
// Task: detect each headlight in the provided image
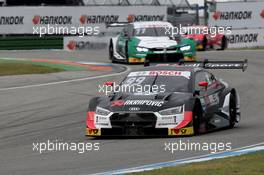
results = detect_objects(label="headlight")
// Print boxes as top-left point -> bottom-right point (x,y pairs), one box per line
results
136,47 -> 149,52
180,45 -> 191,51
96,107 -> 111,116
159,106 -> 183,115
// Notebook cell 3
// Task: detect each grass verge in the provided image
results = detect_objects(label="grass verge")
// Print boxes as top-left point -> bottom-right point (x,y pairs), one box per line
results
0,62 -> 64,76
131,151 -> 264,175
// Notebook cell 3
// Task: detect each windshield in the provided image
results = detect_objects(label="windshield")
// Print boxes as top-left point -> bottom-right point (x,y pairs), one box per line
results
120,70 -> 191,94
133,27 -> 169,37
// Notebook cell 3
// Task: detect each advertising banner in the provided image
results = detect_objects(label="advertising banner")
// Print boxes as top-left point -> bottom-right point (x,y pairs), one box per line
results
0,6 -> 167,34
208,2 -> 264,29
64,36 -> 111,51
227,29 -> 264,48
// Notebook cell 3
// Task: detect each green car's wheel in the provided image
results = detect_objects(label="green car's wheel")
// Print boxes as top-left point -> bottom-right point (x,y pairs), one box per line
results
109,41 -> 116,63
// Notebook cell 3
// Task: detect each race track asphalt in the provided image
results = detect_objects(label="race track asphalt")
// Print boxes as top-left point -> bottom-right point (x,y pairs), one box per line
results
0,49 -> 263,175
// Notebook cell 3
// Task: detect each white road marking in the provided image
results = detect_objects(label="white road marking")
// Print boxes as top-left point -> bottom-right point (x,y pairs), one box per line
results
0,65 -> 130,91
91,142 -> 264,175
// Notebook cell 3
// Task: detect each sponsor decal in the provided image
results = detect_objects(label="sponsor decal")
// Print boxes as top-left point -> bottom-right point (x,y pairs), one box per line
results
158,122 -> 178,126
212,11 -> 252,21
184,63 -> 242,68
96,116 -> 108,122
205,94 -> 219,106
128,71 -> 191,79
79,15 -> 119,24
87,128 -> 101,136
227,33 -> 259,44
213,11 -> 221,20
0,16 -> 24,25
126,14 -> 165,22
111,100 -> 164,107
124,100 -> 164,107
261,9 -> 264,19
161,116 -> 174,120
127,15 -> 134,23
111,100 -> 125,107
67,41 -> 76,50
205,63 -> 242,68
168,127 -> 194,136
32,15 -> 72,25
67,40 -> 107,50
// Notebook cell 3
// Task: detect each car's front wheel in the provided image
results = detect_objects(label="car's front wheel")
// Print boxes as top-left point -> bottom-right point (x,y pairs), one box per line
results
229,94 -> 237,128
109,41 -> 116,63
193,102 -> 203,135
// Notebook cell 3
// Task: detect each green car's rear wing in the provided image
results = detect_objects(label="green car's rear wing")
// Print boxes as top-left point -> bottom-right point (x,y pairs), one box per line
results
106,22 -> 129,28
144,58 -> 248,72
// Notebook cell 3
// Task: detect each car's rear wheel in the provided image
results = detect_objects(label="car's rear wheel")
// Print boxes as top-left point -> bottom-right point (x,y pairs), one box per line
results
229,94 -> 237,128
220,36 -> 227,50
201,37 -> 207,51
193,102 -> 203,135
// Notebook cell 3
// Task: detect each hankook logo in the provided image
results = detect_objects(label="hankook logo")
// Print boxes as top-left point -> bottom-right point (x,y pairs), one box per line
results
126,14 -> 164,22
32,15 -> 72,25
212,11 -> 252,21
260,9 -> 264,19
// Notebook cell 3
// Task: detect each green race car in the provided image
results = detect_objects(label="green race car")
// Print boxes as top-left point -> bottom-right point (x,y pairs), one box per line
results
108,21 -> 197,64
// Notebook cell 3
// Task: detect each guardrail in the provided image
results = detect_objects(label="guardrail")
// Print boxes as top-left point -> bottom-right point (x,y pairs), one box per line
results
0,36 -> 63,50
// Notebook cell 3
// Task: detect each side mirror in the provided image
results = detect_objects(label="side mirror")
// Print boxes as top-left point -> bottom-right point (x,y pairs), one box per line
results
198,81 -> 209,87
173,34 -> 181,42
104,81 -> 114,86
124,31 -> 128,38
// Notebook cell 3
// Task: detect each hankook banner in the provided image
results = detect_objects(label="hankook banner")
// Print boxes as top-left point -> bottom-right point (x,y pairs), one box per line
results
0,6 -> 167,34
208,2 -> 264,29
227,29 -> 264,48
64,36 -> 111,51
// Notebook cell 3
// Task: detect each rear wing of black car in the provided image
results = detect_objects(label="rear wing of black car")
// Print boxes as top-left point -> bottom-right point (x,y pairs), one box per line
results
144,58 -> 248,72
178,59 -> 248,72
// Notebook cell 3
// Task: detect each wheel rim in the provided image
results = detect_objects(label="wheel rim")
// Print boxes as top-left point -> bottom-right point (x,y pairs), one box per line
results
109,45 -> 113,59
230,98 -> 236,126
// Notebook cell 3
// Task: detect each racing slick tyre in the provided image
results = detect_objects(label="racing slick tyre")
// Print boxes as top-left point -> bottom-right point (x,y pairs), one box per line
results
229,94 -> 237,128
109,41 -> 116,63
220,36 -> 227,50
193,101 -> 203,135
201,37 -> 207,51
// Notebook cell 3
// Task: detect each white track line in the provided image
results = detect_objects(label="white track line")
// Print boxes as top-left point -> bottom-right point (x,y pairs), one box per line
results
0,65 -> 130,91
91,142 -> 264,175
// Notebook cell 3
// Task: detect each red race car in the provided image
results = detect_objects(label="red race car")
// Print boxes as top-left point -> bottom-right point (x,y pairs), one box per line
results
183,26 -> 227,51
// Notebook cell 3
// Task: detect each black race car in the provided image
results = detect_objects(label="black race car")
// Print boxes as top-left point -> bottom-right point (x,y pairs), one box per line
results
86,59 -> 247,137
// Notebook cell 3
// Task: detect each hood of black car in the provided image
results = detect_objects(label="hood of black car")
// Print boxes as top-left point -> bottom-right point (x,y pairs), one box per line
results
98,92 -> 193,112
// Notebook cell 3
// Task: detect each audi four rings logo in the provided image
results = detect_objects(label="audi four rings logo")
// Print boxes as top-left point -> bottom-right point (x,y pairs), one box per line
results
129,107 -> 140,111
